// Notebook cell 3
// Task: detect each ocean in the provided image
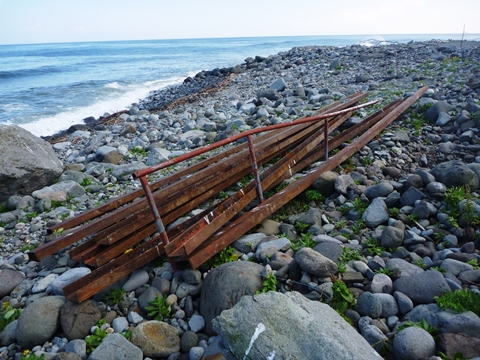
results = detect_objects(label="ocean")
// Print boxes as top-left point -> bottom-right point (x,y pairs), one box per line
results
1,33 -> 479,137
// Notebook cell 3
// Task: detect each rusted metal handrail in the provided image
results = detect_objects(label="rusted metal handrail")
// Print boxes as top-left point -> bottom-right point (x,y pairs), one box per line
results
134,100 -> 379,247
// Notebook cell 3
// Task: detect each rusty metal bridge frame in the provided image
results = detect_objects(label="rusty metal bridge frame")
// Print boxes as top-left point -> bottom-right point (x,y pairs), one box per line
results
29,87 -> 428,302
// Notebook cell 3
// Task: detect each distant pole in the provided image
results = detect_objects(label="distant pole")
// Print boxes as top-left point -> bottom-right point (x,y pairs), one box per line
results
461,24 -> 465,48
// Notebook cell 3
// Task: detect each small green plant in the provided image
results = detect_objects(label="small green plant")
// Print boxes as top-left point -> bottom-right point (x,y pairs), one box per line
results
438,351 -> 472,360
334,219 -> 347,230
413,259 -> 426,268
389,207 -> 400,218
374,268 -> 394,277
396,318 -> 440,339
1,302 -> 22,331
103,288 -> 125,305
218,191 -> 229,200
406,213 -> 418,222
275,181 -> 289,192
145,294 -> 171,321
51,200 -> 64,208
290,233 -> 316,251
80,177 -> 94,187
304,189 -> 325,202
85,327 -> 108,354
295,221 -> 310,234
25,211 -> 39,220
0,204 -> 7,214
204,246 -> 238,268
20,351 -> 46,360
363,237 -> 384,256
256,273 -> 278,294
351,220 -> 366,235
20,243 -> 38,252
53,227 -> 64,236
130,147 -> 147,157
466,259 -> 480,270
361,156 -> 373,167
121,329 -> 132,341
352,198 -> 368,216
239,174 -> 254,187
428,266 -> 447,274
435,289 -> 480,317
331,280 -> 356,315
338,247 -> 362,263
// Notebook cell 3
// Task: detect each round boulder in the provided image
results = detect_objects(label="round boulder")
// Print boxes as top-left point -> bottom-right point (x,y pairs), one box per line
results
131,321 -> 180,358
199,261 -> 263,335
394,327 -> 436,360
16,296 -> 67,348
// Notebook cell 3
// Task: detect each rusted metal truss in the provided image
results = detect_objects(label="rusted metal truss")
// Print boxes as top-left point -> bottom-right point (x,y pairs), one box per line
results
29,87 -> 428,302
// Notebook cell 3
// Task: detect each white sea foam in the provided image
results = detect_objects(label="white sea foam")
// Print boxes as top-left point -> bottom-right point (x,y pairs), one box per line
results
104,81 -> 122,89
20,76 -> 185,137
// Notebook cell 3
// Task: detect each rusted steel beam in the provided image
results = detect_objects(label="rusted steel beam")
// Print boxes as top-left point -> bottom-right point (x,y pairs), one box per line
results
186,87 -> 428,268
166,111 -> 355,258
63,239 -> 165,303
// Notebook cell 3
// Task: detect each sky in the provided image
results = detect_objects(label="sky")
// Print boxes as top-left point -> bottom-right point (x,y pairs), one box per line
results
1,0 -> 480,45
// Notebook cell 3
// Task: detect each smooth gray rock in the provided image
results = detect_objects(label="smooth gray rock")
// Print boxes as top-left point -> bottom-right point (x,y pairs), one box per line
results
400,187 -> 425,206
50,267 -> 92,296
372,293 -> 399,317
0,125 -> 63,202
355,292 -> 382,318
0,269 -> 25,298
364,182 -> 394,199
65,339 -> 87,360
199,261 -> 263,335
335,174 -> 355,195
138,286 -> 163,313
380,226 -> 404,248
188,314 -> 205,333
425,101 -> 453,122
404,303 -> 480,337
60,300 -> 102,340
431,160 -> 479,190
312,241 -> 343,262
393,270 -> 451,305
89,333 -> 143,360
232,233 -> 266,253
362,198 -> 389,228
122,269 -> 149,292
394,291 -> 414,316
0,320 -> 17,346
312,171 -> 338,197
16,296 -> 67,348
386,258 -> 424,278
370,274 -> 393,294
441,258 -> 474,276
131,321 -> 180,358
270,78 -> 287,91
394,327 -> 436,360
295,247 -> 338,277
212,291 -> 382,360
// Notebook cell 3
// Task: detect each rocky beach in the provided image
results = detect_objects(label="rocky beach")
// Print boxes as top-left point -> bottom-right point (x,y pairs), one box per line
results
1,39 -> 480,360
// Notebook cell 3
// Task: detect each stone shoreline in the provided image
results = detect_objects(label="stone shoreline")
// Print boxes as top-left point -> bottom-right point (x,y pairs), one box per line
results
1,40 -> 480,359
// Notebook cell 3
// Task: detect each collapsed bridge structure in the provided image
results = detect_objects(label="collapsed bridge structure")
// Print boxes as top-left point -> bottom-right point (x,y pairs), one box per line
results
29,86 -> 428,303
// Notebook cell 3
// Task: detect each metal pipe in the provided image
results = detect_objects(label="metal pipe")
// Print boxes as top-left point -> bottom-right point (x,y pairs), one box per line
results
247,135 -> 264,203
139,176 -> 169,246
324,117 -> 329,161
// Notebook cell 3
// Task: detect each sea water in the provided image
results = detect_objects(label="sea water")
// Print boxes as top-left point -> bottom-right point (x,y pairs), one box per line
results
1,34 -> 478,137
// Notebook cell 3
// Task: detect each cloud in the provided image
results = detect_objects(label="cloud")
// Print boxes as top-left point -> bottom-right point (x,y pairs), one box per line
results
30,23 -> 52,34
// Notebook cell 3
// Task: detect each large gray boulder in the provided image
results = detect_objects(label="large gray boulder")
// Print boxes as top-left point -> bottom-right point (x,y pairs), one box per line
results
16,296 -> 67,348
0,125 -> 63,203
199,261 -> 263,335
212,291 -> 382,360
430,160 -> 479,190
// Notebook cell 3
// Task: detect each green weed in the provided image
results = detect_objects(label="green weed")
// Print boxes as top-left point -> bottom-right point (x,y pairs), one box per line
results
435,289 -> 480,317
256,273 -> 278,294
0,302 -> 22,331
145,294 -> 171,321
397,318 -> 439,339
103,288 -> 125,305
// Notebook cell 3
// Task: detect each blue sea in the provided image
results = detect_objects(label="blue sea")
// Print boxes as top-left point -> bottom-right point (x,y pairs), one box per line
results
1,34 -> 479,137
